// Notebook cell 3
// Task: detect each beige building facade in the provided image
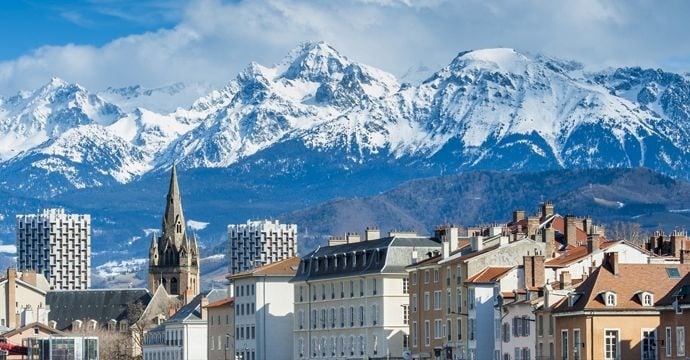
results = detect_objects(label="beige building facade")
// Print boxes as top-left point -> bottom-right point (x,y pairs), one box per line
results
206,297 -> 234,360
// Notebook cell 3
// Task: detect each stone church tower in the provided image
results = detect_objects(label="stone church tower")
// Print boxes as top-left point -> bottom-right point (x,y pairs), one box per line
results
148,165 -> 200,304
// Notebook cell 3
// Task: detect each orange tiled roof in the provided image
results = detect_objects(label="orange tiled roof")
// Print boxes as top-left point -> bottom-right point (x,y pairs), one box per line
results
205,297 -> 234,308
227,256 -> 300,280
554,263 -> 690,313
465,266 -> 513,284
545,240 -> 618,267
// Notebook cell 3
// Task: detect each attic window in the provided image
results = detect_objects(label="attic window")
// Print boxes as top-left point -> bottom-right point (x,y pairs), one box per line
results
604,292 -> 617,307
666,268 -> 681,279
643,293 -> 653,306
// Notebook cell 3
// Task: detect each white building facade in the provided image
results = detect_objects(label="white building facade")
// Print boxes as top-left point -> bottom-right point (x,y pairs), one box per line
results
292,234 -> 442,360
16,208 -> 91,290
227,220 -> 297,275
227,257 -> 299,360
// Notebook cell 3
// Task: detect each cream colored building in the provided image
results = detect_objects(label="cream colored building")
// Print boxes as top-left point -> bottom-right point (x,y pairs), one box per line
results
292,231 -> 442,360
206,297 -> 234,360
0,268 -> 50,329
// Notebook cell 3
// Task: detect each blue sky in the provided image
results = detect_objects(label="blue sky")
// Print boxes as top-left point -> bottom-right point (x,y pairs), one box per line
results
1,0 -> 689,95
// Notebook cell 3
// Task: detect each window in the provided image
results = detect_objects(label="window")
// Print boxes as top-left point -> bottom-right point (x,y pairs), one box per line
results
402,305 -> 409,325
403,278 -> 409,294
434,269 -> 439,283
372,278 -> 377,295
522,316 -> 530,336
360,278 -> 365,296
331,283 -> 335,299
514,317 -> 522,337
298,310 -> 304,329
350,280 -> 354,297
349,306 -> 355,327
456,288 -> 462,313
469,318 -> 475,340
412,321 -> 418,347
573,329 -> 581,360
605,292 -> 617,306
538,315 -> 543,336
641,329 -> 655,360
371,304 -> 378,326
330,308 -> 336,328
311,309 -> 317,329
446,289 -> 452,314
424,270 -> 430,284
446,268 -> 451,286
412,294 -> 418,312
321,284 -> 326,300
340,307 -> 345,327
412,272 -> 418,285
321,309 -> 326,329
643,293 -> 653,306
666,327 -> 673,357
562,330 -> 569,360
340,281 -> 345,298
456,265 -> 462,285
468,288 -> 475,310
678,327 -> 685,356
424,321 -> 431,346
359,306 -> 365,326
435,319 -> 443,339
434,291 -> 442,310
503,322 -> 510,342
448,319 -> 453,341
424,292 -> 430,311
604,329 -> 618,360
457,318 -> 462,340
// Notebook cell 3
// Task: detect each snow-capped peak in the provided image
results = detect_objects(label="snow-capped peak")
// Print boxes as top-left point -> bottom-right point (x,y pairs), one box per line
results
450,48 -> 531,74
278,41 -> 351,82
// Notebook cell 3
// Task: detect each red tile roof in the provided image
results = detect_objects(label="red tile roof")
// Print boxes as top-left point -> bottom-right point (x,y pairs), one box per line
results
554,263 -> 690,313
205,297 -> 234,308
465,267 -> 513,284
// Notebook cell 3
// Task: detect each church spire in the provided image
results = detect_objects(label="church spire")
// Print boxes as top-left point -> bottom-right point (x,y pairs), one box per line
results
163,163 -> 186,248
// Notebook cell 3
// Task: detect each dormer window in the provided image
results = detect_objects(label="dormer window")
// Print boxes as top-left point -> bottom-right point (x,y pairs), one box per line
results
567,292 -> 581,307
603,291 -> 617,306
636,291 -> 654,306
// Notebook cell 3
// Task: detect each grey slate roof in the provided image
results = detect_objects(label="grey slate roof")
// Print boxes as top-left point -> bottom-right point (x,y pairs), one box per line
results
169,288 -> 228,323
292,236 -> 441,282
47,288 -> 152,330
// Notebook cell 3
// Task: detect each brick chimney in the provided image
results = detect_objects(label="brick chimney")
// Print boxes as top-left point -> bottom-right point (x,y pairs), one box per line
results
542,225 -> 555,259
565,215 -> 578,247
582,217 -> 592,235
671,233 -> 685,258
587,235 -> 599,254
542,201 -> 554,218
513,210 -> 526,223
605,252 -> 620,275
7,268 -> 17,328
524,255 -> 545,288
559,271 -> 572,290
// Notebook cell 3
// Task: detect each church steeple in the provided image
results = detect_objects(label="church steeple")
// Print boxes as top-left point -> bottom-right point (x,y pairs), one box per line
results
148,164 -> 200,304
163,163 -> 186,248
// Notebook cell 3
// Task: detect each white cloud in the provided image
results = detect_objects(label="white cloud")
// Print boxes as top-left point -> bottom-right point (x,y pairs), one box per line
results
187,219 -> 209,231
1,0 -> 689,95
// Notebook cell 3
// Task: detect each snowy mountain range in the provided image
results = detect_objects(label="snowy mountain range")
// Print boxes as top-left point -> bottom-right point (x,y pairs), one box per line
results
2,41 -> 690,198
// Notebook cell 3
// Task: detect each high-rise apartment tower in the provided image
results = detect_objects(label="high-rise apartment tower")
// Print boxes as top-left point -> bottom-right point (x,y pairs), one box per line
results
227,220 -> 297,275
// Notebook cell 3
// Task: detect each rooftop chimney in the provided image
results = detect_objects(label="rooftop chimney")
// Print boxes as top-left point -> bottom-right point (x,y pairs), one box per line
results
523,255 -> 546,288
672,233 -> 686,258
440,225 -> 459,259
513,210 -> 526,223
542,201 -> 554,218
559,271 -> 572,290
346,233 -> 361,244
565,215 -> 578,247
542,226 -> 555,259
605,252 -> 620,275
365,227 -> 380,242
583,217 -> 593,235
7,268 -> 17,328
587,235 -> 599,254
527,217 -> 540,237
200,296 -> 209,320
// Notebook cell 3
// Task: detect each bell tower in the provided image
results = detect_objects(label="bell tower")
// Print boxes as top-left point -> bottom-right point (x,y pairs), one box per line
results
148,164 -> 200,303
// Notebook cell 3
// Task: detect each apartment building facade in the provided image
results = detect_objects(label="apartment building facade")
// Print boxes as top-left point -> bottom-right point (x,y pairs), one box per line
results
407,224 -> 547,360
292,232 -> 441,360
553,254 -> 690,360
16,208 -> 91,290
227,257 -> 299,360
227,220 -> 297,275
206,297 -> 234,360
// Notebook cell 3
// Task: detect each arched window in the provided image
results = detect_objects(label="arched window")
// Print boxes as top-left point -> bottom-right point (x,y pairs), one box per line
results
170,277 -> 178,294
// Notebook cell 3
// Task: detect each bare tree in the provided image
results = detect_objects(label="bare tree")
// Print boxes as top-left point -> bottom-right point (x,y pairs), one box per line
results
607,221 -> 647,245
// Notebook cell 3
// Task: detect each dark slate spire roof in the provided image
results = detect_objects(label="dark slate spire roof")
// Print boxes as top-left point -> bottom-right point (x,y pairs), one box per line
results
162,163 -> 187,249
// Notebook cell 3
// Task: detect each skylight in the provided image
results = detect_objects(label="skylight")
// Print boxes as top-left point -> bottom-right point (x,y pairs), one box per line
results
666,268 -> 681,279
